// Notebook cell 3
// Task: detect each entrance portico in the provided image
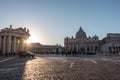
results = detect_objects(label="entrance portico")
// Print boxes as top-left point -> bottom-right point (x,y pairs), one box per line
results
0,25 -> 30,55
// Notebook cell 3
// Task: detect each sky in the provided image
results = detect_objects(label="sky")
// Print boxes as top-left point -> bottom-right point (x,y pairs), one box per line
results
0,0 -> 120,46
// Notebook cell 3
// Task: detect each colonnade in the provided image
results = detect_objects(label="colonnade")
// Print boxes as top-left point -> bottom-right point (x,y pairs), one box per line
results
0,35 -> 26,55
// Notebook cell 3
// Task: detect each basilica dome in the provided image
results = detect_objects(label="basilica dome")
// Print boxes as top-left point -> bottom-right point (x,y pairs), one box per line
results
76,27 -> 87,39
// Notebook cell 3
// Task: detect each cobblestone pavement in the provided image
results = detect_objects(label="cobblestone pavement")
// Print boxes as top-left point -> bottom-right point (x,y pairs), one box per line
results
0,56 -> 14,61
0,55 -> 120,80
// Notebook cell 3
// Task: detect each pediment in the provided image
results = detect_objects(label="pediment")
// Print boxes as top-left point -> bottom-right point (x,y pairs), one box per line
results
0,26 -> 30,37
12,28 -> 27,35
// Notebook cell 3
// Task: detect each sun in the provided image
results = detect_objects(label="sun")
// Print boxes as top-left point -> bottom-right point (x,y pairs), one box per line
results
26,35 -> 39,44
26,39 -> 31,44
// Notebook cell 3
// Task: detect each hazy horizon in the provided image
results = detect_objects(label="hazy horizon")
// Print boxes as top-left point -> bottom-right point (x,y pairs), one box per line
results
0,0 -> 120,46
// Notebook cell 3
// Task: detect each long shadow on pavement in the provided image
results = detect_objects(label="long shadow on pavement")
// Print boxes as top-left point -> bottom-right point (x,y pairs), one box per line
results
0,56 -> 35,80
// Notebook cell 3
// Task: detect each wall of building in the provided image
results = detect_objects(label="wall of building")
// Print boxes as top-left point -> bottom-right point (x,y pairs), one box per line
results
101,33 -> 120,54
29,43 -> 64,54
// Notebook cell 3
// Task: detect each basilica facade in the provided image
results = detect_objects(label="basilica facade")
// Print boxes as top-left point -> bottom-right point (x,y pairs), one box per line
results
0,25 -> 30,55
64,27 -> 100,54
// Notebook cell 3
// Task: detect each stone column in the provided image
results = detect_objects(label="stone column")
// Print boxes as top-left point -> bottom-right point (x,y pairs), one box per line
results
0,36 -> 2,55
16,38 -> 18,53
7,36 -> 11,54
13,37 -> 16,53
0,36 -> 2,51
21,38 -> 25,51
3,36 -> 6,55
16,38 -> 20,53
19,38 -> 23,51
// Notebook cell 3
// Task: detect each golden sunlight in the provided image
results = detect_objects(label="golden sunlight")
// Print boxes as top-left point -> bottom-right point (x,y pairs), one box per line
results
26,35 -> 40,44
